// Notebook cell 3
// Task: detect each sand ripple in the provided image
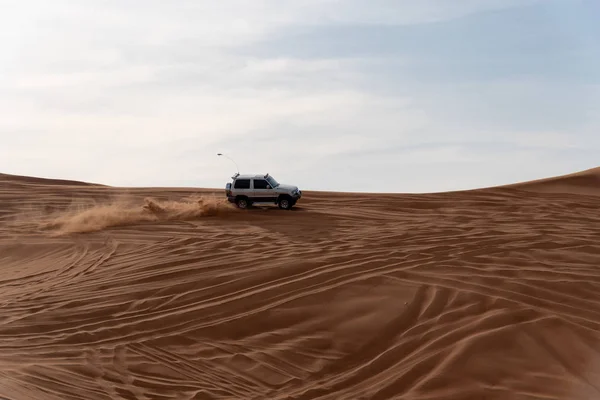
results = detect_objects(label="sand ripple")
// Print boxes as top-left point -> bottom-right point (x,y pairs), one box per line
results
1,169 -> 600,399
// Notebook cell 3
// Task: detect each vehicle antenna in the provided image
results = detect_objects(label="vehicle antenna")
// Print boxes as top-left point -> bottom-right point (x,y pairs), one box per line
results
217,153 -> 240,174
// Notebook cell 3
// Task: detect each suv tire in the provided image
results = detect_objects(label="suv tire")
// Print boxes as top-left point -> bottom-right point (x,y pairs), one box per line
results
236,197 -> 250,209
278,196 -> 293,210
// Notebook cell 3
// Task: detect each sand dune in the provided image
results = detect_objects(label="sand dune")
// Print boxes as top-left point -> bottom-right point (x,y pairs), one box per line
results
2,169 -> 600,400
501,166 -> 600,196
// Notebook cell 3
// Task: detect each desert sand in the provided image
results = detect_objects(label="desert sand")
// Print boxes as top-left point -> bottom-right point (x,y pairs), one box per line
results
1,167 -> 600,400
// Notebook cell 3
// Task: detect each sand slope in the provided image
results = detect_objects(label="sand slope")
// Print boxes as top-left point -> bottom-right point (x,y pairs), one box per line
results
1,170 -> 600,399
501,166 -> 600,196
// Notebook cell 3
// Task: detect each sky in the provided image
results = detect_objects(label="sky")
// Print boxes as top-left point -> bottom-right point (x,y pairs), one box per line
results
1,0 -> 598,193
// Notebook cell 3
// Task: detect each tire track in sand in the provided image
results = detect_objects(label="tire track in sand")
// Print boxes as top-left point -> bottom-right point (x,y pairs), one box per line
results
2,172 -> 600,399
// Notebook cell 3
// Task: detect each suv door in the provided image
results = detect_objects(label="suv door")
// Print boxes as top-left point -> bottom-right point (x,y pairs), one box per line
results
252,178 -> 277,202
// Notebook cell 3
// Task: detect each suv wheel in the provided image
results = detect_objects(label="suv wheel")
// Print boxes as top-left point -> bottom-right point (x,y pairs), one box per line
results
236,197 -> 249,209
278,196 -> 292,210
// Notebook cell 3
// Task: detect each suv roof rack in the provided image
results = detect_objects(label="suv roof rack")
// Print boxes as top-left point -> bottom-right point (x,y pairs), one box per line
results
232,172 -> 240,179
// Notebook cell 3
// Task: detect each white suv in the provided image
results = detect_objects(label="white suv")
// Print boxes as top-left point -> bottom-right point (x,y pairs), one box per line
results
225,173 -> 302,210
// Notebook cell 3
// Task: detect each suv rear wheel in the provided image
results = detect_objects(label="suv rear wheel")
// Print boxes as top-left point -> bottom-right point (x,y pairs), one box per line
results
236,197 -> 249,209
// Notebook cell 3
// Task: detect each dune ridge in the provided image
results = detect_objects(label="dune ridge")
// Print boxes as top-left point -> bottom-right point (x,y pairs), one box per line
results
501,166 -> 600,196
1,169 -> 600,399
0,172 -> 104,187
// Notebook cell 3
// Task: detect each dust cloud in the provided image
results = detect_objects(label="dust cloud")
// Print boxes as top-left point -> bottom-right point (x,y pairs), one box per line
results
41,195 -> 236,234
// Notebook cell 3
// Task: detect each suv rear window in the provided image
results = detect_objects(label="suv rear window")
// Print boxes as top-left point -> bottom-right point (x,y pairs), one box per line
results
234,179 -> 250,189
253,179 -> 269,189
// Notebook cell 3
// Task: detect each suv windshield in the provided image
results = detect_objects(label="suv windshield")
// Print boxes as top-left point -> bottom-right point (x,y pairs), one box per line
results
266,176 -> 279,188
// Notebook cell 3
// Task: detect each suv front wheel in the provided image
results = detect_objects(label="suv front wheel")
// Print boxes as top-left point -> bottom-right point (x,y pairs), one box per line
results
278,196 -> 293,210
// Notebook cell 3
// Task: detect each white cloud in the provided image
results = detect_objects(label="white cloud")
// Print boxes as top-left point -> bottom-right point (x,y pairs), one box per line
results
12,66 -> 156,89
278,0 -> 548,25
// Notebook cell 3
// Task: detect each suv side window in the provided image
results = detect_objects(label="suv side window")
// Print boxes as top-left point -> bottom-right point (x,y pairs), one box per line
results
234,179 -> 250,189
253,179 -> 269,189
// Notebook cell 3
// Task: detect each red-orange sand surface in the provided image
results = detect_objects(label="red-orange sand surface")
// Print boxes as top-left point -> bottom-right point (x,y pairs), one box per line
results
1,168 -> 600,400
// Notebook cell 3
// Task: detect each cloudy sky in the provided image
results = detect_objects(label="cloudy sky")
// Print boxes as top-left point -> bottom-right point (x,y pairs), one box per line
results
1,0 -> 598,192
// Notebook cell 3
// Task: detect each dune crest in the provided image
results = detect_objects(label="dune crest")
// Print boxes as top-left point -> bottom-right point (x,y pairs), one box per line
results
502,166 -> 600,195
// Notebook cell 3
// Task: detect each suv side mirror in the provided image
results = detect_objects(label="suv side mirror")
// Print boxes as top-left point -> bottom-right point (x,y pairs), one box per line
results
266,185 -> 271,189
